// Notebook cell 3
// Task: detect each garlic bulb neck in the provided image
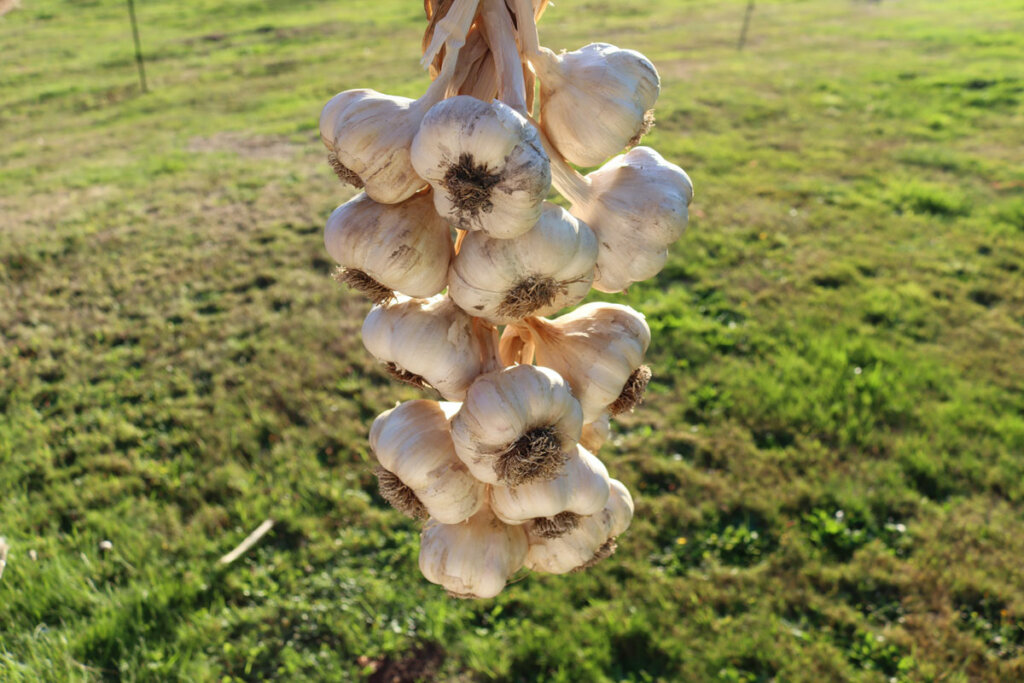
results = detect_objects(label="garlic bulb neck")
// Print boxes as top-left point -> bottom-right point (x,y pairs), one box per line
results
498,322 -> 536,366
520,303 -> 652,422
374,466 -> 428,520
535,125 -> 592,206
421,0 -> 481,70
332,267 -> 395,305
481,0 -> 527,114
511,0 -> 542,59
496,425 -> 567,486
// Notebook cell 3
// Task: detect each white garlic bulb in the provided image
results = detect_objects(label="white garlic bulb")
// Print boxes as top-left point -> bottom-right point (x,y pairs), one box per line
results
520,302 -> 652,422
450,364 -> 583,486
324,192 -> 452,303
362,295 -> 488,401
448,202 -> 598,325
580,413 -> 612,453
531,43 -> 660,168
410,95 -> 551,239
547,142 -> 693,293
490,444 -> 611,529
525,478 -> 634,574
370,400 -> 485,524
319,6 -> 475,204
419,507 -> 529,599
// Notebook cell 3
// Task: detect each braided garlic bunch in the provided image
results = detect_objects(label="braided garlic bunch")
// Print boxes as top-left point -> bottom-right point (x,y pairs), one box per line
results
319,0 -> 692,599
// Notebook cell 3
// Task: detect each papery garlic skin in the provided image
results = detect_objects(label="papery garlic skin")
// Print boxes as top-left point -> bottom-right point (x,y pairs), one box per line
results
580,413 -> 612,453
448,203 -> 598,325
572,146 -> 693,293
450,365 -> 583,486
419,507 -> 529,599
525,479 -> 634,574
370,400 -> 485,524
410,96 -> 551,239
532,43 -> 660,168
527,302 -> 652,422
319,89 -> 430,203
490,445 -> 611,525
362,295 -> 485,401
324,192 -> 452,302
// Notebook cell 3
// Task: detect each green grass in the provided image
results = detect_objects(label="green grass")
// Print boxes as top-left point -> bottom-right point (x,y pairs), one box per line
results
1,0 -> 1023,680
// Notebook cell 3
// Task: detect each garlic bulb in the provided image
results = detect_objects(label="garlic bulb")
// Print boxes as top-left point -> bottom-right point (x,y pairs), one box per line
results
525,478 -> 634,574
319,5 -> 475,204
580,413 -> 611,453
419,507 -> 528,599
410,95 -> 551,239
490,444 -> 610,530
362,295 -> 489,401
547,141 -> 693,293
448,202 -> 597,325
531,43 -> 660,168
324,192 -> 452,303
450,364 -> 583,486
520,302 -> 652,422
370,400 -> 485,524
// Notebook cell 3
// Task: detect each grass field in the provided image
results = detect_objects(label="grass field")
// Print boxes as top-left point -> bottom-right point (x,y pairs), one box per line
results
1,0 -> 1023,680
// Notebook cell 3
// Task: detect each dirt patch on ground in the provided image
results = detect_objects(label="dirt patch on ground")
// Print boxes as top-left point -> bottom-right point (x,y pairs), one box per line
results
186,131 -> 300,160
362,643 -> 445,682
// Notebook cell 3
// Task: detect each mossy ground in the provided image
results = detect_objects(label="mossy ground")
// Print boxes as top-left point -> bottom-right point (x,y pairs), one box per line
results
1,0 -> 1022,680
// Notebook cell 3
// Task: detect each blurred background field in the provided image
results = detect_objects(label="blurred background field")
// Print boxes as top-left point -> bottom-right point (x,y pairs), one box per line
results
1,0 -> 1023,680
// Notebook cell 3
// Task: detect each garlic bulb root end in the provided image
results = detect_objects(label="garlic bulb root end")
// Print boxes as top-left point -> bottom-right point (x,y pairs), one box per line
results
327,152 -> 364,189
532,511 -> 581,539
498,276 -> 565,321
570,536 -> 618,573
608,364 -> 652,416
332,267 -> 396,305
442,153 -> 502,218
496,425 -> 568,486
383,361 -> 432,391
627,109 -> 656,149
374,466 -> 429,520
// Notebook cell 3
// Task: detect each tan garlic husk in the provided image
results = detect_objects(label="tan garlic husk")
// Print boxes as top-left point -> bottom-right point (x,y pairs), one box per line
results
370,401 -> 485,524
362,295 -> 491,401
525,478 -> 634,574
450,364 -> 583,487
419,506 -> 529,599
448,202 -> 597,325
319,6 -> 475,204
530,43 -> 660,168
490,444 -> 611,529
545,138 -> 693,293
324,192 -> 452,303
410,95 -> 551,239
506,302 -> 652,422
580,413 -> 612,453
